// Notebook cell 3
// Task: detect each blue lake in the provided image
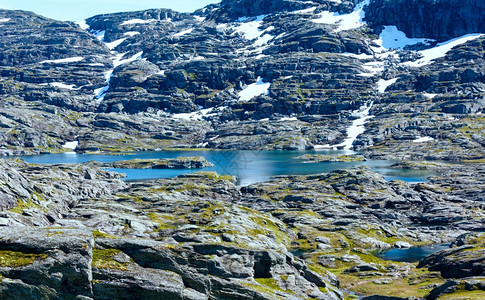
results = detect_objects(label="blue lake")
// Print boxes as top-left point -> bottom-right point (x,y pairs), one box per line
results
374,244 -> 450,262
21,150 -> 436,185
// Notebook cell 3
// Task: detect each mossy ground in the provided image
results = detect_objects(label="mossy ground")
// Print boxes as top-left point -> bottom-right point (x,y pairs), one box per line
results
241,279 -> 287,300
8,198 -> 41,214
194,171 -> 234,182
439,290 -> 485,300
93,230 -> 117,239
0,250 -> 48,268
77,169 -> 475,299
337,266 -> 445,298
92,249 -> 130,270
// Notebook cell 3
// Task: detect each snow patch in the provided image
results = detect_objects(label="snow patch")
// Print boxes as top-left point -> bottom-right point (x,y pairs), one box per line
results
238,77 -> 271,101
124,31 -> 140,37
337,102 -> 374,150
40,57 -> 84,64
423,93 -> 438,99
48,82 -> 77,90
216,24 -> 228,30
291,7 -> 317,14
114,51 -> 143,67
279,117 -> 298,121
377,26 -> 433,50
173,106 -> 227,120
340,52 -> 374,60
75,20 -> 89,30
174,28 -> 194,37
358,61 -> 384,77
404,33 -> 485,67
62,141 -> 78,150
92,30 -> 106,41
121,18 -> 156,26
94,85 -> 110,101
254,26 -> 275,46
312,0 -> 368,32
194,16 -> 205,22
231,17 -> 275,56
413,136 -> 434,143
105,38 -> 127,50
95,52 -> 144,101
376,78 -> 398,93
234,15 -> 266,40
317,102 -> 374,150
274,33 -> 286,40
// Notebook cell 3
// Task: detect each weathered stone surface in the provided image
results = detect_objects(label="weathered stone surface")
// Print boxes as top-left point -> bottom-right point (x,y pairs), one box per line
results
426,277 -> 485,300
0,227 -> 94,299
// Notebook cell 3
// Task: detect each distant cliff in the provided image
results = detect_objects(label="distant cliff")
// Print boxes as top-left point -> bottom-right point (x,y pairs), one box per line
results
366,0 -> 485,40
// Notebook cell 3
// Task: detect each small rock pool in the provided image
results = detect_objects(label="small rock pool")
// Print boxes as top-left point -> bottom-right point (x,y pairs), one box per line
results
373,243 -> 450,262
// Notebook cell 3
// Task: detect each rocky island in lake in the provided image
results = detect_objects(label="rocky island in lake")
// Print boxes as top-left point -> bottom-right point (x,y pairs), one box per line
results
0,0 -> 484,299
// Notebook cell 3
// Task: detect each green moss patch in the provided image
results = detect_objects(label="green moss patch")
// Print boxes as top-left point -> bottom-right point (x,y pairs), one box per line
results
192,171 -> 234,182
338,265 -> 444,298
0,250 -> 48,268
241,279 -> 287,300
92,249 -> 130,270
92,230 -> 117,239
8,198 -> 40,214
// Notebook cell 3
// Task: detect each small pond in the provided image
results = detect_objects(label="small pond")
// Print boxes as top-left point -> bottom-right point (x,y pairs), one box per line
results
374,243 -> 450,262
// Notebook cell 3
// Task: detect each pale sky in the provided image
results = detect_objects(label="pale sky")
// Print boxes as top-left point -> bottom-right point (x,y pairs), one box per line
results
0,0 -> 221,21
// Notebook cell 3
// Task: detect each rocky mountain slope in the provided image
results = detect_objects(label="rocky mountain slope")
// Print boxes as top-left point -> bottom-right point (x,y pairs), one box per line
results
0,0 -> 485,299
0,0 -> 483,158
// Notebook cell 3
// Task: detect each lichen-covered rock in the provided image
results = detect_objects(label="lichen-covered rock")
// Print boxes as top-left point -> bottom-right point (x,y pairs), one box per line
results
0,227 -> 94,299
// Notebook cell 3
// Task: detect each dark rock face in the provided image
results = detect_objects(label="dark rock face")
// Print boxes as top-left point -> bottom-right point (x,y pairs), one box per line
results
207,0 -> 357,22
0,10 -> 108,66
427,277 -> 485,300
419,246 -> 485,279
366,0 -> 485,41
0,10 -> 111,112
0,227 -> 95,299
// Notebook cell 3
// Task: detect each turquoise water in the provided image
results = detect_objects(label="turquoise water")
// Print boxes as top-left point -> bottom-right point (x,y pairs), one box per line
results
21,150 -> 435,185
374,244 -> 450,262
